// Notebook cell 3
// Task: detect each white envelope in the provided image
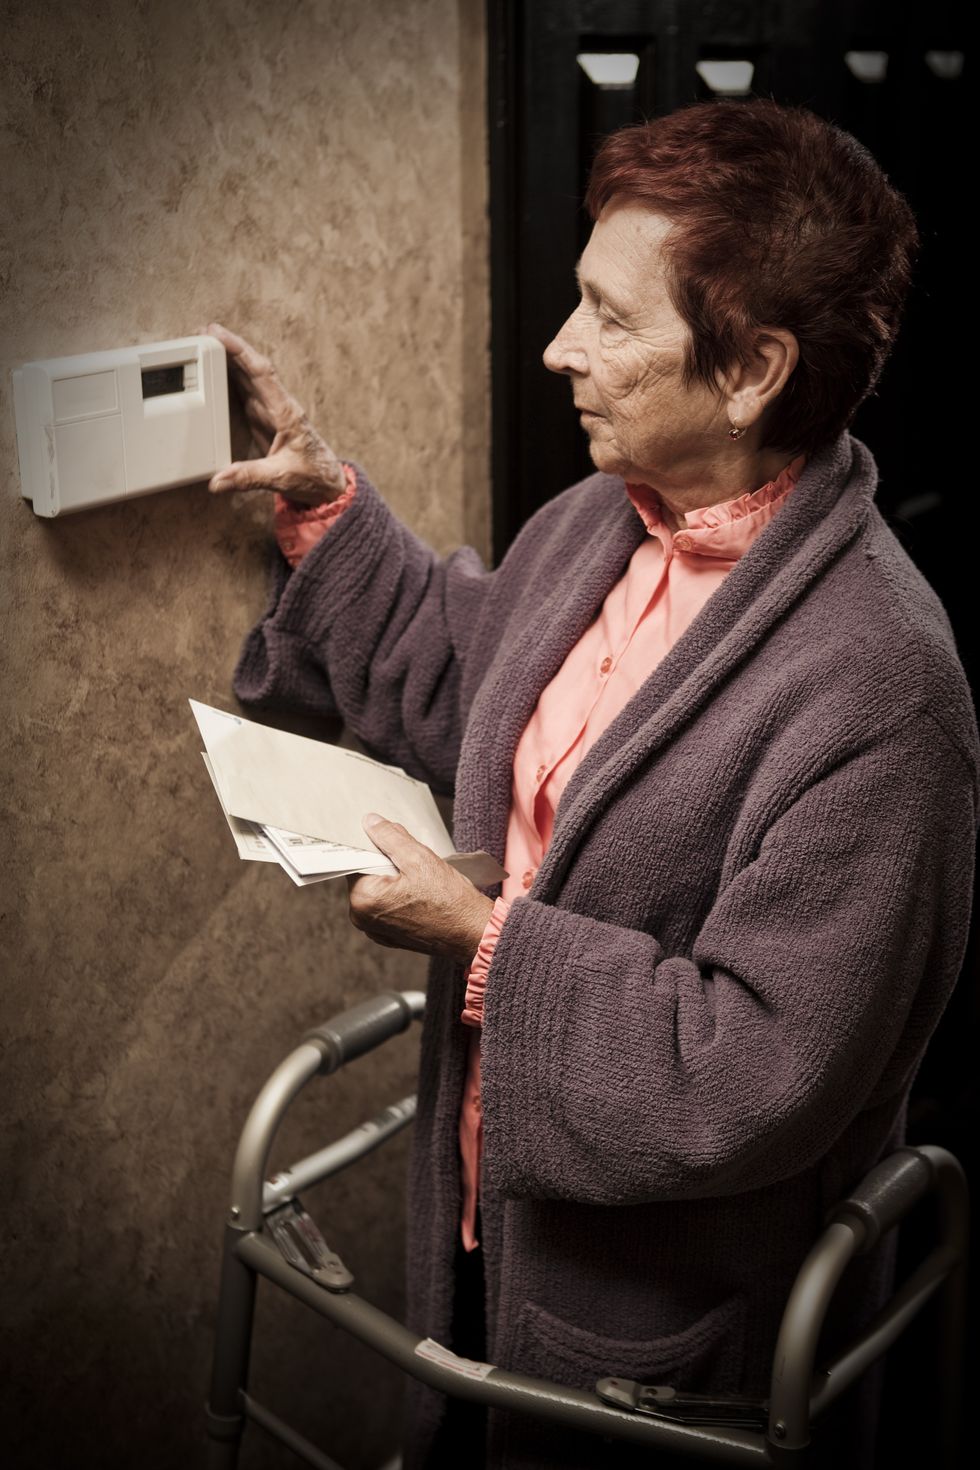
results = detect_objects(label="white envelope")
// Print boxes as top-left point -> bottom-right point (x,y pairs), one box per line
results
190,699 -> 453,854
189,701 -> 507,888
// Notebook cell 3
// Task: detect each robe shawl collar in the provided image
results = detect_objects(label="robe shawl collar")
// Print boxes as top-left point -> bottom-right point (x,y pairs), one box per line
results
453,432 -> 877,897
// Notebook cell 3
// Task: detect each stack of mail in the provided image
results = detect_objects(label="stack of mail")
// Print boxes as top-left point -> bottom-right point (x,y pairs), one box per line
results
190,700 -> 505,888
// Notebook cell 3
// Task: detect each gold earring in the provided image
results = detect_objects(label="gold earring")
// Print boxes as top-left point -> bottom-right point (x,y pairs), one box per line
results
728,419 -> 746,441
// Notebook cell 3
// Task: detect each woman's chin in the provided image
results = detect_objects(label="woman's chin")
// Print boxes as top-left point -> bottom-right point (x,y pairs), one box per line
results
586,439 -> 630,479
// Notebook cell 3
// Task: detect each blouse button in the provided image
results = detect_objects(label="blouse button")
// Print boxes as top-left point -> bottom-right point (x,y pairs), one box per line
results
675,534 -> 693,552
535,763 -> 547,783
522,869 -> 534,890
599,655 -> 613,675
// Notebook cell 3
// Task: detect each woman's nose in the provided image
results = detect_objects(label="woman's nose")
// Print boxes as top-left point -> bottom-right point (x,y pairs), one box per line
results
543,315 -> 588,376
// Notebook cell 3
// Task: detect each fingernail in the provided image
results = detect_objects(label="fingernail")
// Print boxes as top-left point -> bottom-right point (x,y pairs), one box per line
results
209,475 -> 230,491
363,812 -> 384,831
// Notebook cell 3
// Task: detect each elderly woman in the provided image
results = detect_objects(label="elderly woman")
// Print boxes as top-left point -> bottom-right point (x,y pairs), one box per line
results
209,100 -> 978,1470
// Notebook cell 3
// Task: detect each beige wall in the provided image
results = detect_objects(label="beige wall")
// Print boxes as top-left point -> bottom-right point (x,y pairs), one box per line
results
0,2 -> 489,1465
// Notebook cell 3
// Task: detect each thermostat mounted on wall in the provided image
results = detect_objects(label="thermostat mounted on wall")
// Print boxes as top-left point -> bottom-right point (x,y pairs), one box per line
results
13,335 -> 231,517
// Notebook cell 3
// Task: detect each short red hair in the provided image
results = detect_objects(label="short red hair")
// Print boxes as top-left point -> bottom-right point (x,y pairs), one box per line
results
585,101 -> 919,456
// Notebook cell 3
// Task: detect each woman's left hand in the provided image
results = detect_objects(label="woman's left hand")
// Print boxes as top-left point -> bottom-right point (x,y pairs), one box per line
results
204,322 -> 348,506
348,814 -> 494,964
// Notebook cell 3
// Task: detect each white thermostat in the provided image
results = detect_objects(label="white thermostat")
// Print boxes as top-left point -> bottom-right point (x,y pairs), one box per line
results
12,335 -> 231,517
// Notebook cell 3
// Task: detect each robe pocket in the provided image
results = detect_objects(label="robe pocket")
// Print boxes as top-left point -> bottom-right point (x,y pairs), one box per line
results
494,1295 -> 748,1470
509,1291 -> 747,1393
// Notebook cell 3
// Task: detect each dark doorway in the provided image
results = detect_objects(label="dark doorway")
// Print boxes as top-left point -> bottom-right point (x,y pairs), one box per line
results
489,2 -> 969,584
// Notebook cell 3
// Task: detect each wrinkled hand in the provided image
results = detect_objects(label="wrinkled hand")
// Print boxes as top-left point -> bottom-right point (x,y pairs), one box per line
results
348,814 -> 494,965
205,322 -> 347,506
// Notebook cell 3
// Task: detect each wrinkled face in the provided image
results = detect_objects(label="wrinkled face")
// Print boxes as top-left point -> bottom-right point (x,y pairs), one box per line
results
543,203 -> 730,486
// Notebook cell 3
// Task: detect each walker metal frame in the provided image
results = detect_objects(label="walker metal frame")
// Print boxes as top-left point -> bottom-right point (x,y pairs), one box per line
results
205,990 -> 968,1468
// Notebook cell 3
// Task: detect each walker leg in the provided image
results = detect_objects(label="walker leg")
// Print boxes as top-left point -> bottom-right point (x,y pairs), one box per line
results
936,1234 -> 967,1467
206,1225 -> 258,1468
922,1144 -> 969,1470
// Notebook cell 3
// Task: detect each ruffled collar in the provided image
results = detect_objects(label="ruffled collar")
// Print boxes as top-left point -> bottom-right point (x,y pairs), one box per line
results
626,453 -> 806,561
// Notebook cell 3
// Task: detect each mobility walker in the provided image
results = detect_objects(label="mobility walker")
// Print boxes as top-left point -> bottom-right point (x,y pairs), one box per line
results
205,990 -> 968,1468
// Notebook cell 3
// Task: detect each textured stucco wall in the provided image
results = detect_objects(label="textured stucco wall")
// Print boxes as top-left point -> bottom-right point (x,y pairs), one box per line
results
0,2 -> 488,1466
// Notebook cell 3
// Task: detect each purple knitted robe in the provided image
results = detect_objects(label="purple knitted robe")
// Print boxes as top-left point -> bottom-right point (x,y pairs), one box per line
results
234,431 -> 978,1469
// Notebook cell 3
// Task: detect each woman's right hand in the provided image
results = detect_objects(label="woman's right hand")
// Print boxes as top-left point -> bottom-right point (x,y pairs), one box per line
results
205,323 -> 348,507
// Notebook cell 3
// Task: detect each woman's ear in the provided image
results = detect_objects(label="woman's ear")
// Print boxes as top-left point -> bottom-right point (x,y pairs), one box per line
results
727,328 -> 799,428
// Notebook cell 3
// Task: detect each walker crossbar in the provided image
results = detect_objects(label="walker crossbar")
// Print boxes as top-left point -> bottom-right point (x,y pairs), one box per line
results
206,991 -> 968,1469
242,1392 -> 346,1470
262,1095 -> 418,1212
237,1229 -> 767,1466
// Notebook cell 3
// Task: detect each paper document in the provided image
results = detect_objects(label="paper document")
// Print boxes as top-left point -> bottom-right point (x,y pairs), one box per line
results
191,700 -> 506,888
202,754 -> 280,863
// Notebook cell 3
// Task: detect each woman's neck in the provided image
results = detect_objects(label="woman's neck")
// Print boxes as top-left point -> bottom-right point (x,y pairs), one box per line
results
638,446 -> 795,533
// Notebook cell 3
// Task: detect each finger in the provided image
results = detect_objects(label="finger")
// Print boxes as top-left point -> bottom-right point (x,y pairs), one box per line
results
241,393 -> 278,436
208,456 -> 283,494
348,870 -> 398,901
347,872 -> 403,940
207,321 -> 256,360
362,813 -> 432,868
207,324 -> 272,389
211,327 -> 277,396
208,322 -> 298,424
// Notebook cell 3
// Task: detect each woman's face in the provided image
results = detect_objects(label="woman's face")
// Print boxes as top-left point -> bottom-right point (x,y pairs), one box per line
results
543,203 -> 730,487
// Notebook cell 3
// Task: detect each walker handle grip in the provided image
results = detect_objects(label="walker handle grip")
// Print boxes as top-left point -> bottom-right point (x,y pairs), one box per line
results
302,991 -> 418,1075
831,1146 -> 933,1252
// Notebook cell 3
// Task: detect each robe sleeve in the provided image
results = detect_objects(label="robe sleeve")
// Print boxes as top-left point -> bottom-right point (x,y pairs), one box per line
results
479,715 -> 978,1204
232,464 -> 493,795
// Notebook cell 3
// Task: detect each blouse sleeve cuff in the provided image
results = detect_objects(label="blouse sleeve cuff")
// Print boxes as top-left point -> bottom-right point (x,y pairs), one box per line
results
274,462 -> 358,568
461,897 -> 512,1028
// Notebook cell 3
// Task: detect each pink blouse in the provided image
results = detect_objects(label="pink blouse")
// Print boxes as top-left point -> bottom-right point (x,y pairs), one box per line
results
273,454 -> 806,1254
456,455 -> 805,1249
